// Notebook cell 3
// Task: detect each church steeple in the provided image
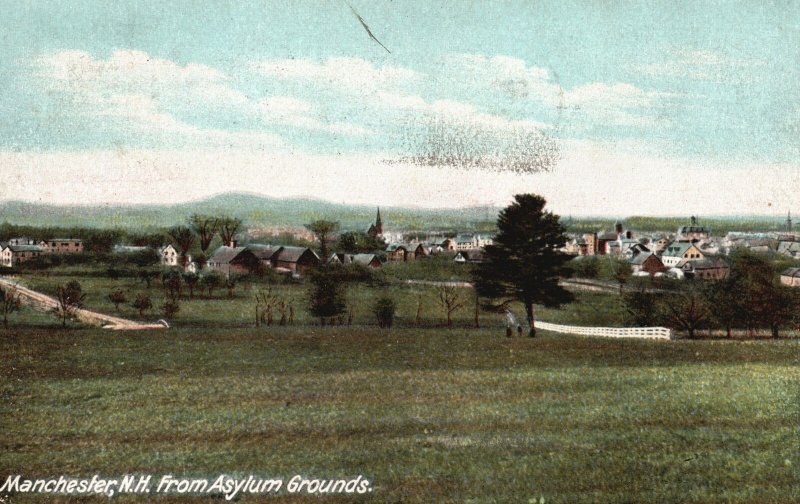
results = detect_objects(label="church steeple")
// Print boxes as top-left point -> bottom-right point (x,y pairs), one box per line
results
376,207 -> 383,235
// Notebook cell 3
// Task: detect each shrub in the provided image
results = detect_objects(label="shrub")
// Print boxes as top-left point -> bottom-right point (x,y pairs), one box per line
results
132,293 -> 153,317
373,296 -> 397,328
162,299 -> 180,318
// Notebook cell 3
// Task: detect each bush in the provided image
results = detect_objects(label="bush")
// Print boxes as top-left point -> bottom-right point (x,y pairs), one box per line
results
373,296 -> 397,328
162,299 -> 180,318
133,293 -> 153,317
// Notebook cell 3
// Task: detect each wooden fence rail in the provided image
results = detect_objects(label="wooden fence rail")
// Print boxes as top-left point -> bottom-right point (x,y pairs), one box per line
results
536,321 -> 672,340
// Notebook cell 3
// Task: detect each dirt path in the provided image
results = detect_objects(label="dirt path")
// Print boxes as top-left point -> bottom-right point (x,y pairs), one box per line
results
0,276 -> 167,330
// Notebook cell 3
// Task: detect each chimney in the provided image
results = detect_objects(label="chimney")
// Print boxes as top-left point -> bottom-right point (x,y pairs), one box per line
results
229,240 -> 238,248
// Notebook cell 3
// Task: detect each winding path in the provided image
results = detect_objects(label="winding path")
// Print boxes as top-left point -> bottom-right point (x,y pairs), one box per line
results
0,276 -> 167,330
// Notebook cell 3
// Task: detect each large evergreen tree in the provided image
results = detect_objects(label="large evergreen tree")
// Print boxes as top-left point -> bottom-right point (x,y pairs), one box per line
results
473,194 -> 574,337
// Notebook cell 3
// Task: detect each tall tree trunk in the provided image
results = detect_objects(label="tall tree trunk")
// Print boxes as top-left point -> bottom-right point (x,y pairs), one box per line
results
474,296 -> 480,328
525,302 -> 536,337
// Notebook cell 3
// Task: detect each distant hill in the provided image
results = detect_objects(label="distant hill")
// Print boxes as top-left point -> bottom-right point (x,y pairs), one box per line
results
0,193 -> 501,232
0,193 -> 789,234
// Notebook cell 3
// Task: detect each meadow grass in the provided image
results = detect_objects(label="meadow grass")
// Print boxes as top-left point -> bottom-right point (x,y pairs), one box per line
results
1,326 -> 798,503
10,272 -> 627,331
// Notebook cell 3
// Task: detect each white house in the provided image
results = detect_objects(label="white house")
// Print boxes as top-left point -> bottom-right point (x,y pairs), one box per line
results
160,245 -> 180,267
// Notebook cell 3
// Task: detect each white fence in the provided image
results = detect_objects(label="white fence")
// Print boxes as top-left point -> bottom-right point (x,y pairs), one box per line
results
536,321 -> 672,340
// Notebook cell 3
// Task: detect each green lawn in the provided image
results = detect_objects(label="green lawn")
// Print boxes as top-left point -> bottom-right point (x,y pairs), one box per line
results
10,271 -> 628,331
1,327 -> 798,502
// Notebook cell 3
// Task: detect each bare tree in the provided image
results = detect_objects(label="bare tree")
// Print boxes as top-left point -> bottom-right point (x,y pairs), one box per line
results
219,217 -> 243,247
55,281 -> 86,327
167,225 -> 195,269
438,285 -> 466,328
305,220 -> 340,263
1,286 -> 21,328
189,214 -> 219,253
660,287 -> 712,339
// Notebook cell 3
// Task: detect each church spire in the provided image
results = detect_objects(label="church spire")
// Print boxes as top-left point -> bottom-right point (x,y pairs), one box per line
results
376,207 -> 383,235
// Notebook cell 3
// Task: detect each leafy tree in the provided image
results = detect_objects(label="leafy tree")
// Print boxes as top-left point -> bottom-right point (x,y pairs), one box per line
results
622,282 -> 661,327
438,285 -> 466,327
752,284 -> 797,339
308,267 -> 347,324
613,260 -> 633,294
132,293 -> 153,317
167,225 -> 195,269
162,298 -> 180,319
138,268 -> 159,289
705,276 -> 742,338
126,248 -> 160,268
305,220 -> 340,263
107,289 -> 128,311
659,285 -> 712,339
189,214 -> 218,254
473,194 -> 575,337
337,231 -> 386,253
201,271 -> 224,298
54,281 -> 86,327
162,268 -> 183,300
219,217 -> 243,246
183,272 -> 199,299
225,276 -> 237,299
373,296 -> 396,328
1,286 -> 22,328
569,256 -> 600,279
85,230 -> 121,254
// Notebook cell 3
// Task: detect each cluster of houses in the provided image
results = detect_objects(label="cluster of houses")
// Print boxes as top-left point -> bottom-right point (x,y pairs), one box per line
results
0,237 -> 84,268
564,215 -> 800,285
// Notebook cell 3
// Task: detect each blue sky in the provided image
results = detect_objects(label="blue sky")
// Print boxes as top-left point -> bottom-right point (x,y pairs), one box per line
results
0,1 -> 798,214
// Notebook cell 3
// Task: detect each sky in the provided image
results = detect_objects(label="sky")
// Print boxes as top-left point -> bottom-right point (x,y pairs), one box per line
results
0,0 -> 798,216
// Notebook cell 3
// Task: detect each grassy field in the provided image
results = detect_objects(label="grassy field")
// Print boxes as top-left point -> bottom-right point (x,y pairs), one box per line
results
8,269 -> 630,331
1,326 -> 798,503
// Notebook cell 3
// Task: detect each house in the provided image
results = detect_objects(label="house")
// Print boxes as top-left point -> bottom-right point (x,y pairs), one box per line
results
680,257 -> 729,280
350,253 -> 382,268
160,245 -> 180,267
408,243 -> 427,260
113,245 -> 150,254
440,238 -> 456,251
565,237 -> 589,256
327,253 -> 351,266
40,238 -> 84,254
475,234 -> 493,248
8,237 -> 36,246
780,267 -> 800,287
246,244 -> 279,269
455,234 -> 477,250
424,242 -> 444,255
596,231 -> 619,255
661,242 -> 705,267
650,235 -> 671,253
677,216 -> 711,242
628,252 -> 665,276
777,241 -> 800,259
454,249 -> 487,264
270,246 -> 320,274
206,246 -> 257,276
385,244 -> 407,261
1,244 -> 46,267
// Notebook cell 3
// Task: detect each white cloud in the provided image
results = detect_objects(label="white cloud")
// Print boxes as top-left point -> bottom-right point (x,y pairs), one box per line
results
251,57 -> 419,92
637,49 -> 766,82
257,96 -> 372,136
